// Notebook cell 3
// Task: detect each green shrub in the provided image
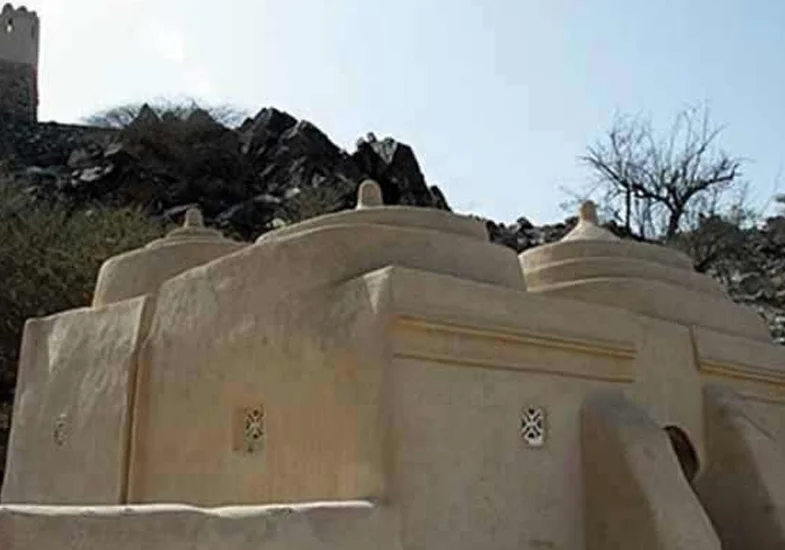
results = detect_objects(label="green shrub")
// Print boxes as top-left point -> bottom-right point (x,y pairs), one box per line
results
0,171 -> 165,482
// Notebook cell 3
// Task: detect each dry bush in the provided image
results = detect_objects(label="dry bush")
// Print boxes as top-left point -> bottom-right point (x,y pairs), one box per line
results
580,104 -> 745,242
83,97 -> 250,129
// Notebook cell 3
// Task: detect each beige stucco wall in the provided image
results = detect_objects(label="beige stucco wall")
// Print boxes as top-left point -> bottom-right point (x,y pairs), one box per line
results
694,385 -> 785,550
581,391 -> 720,550
128,266 -> 390,505
2,297 -> 151,504
626,317 -> 706,462
387,357 -> 603,550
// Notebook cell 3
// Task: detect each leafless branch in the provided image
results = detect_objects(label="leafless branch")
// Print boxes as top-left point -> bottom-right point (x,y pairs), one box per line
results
579,104 -> 744,242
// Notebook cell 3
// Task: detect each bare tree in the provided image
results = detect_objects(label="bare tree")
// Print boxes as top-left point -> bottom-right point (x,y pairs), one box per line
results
581,105 -> 743,242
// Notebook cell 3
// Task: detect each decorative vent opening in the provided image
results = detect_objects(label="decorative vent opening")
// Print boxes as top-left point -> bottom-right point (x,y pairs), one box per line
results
234,405 -> 265,454
53,413 -> 67,446
520,406 -> 546,447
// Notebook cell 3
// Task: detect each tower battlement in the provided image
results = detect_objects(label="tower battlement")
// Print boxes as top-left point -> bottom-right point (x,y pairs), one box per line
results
0,3 -> 39,121
0,3 -> 39,66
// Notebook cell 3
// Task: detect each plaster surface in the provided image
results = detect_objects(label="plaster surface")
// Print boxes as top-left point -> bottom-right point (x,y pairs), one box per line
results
2,297 -> 151,504
4,192 -> 785,549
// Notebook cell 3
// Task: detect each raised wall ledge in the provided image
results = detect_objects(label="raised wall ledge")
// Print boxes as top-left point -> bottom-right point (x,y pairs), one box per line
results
382,266 -> 638,349
377,267 -> 637,382
693,326 -> 785,388
395,315 -> 636,361
524,277 -> 770,342
392,316 -> 635,383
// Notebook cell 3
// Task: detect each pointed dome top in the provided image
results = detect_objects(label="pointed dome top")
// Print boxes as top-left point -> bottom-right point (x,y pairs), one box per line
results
561,201 -> 620,242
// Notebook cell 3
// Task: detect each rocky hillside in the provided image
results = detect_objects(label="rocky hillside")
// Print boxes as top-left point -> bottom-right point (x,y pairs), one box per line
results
1,107 -> 448,241
2,106 -> 785,342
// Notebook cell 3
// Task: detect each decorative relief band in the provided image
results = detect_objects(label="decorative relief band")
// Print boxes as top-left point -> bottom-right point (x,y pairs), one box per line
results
700,361 -> 785,387
393,316 -> 635,382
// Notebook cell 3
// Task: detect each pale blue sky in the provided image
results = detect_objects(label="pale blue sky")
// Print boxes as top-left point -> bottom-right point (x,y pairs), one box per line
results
22,0 -> 785,224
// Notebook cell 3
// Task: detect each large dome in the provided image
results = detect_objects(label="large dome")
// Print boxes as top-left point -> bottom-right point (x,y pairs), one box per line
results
251,180 -> 525,292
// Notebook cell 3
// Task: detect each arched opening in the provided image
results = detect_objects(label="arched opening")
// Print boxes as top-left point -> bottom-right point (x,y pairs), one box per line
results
5,17 -> 13,33
664,425 -> 699,483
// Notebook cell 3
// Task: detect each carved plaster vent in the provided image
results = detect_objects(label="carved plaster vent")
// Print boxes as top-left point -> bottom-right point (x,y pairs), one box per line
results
520,407 -> 546,447
234,405 -> 265,454
53,413 -> 68,446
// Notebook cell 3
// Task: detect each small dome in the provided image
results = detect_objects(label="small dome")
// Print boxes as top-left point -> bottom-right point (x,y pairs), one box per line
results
519,203 -> 769,341
92,208 -> 246,307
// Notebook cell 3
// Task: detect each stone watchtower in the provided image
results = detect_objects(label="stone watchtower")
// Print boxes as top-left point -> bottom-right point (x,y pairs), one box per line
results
0,3 -> 39,122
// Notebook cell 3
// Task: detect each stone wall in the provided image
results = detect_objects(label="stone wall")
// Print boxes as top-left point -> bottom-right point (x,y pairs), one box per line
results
0,59 -> 36,122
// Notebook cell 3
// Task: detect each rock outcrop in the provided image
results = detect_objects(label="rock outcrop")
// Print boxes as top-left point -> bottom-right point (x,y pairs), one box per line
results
2,106 -> 448,240
3,104 -> 785,343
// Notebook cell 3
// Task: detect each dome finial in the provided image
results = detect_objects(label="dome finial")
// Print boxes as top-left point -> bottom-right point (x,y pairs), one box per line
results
183,207 -> 204,228
579,201 -> 598,224
357,179 -> 384,209
561,200 -> 620,242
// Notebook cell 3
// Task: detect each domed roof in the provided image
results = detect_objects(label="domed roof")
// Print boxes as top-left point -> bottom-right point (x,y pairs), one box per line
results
252,180 -> 524,291
522,201 -> 703,287
92,208 -> 246,307
519,201 -> 769,341
257,180 -> 487,243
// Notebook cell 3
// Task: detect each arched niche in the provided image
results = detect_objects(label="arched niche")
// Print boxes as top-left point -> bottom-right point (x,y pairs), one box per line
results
664,425 -> 700,483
